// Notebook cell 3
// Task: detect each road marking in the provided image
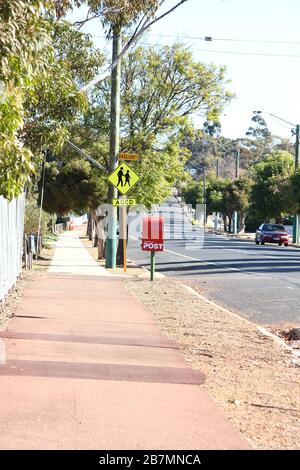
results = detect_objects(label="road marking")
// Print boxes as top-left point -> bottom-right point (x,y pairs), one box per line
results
129,236 -> 300,285
163,247 -> 271,277
162,246 -> 300,286
262,298 -> 300,302
245,286 -> 294,290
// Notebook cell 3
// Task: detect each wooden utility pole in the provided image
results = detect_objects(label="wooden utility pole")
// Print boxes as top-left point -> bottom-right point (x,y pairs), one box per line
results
106,27 -> 121,269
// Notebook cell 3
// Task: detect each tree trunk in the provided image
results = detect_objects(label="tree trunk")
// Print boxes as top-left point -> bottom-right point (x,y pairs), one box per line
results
92,212 -> 98,247
222,214 -> 227,232
116,237 -> 123,266
238,214 -> 246,233
86,213 -> 93,240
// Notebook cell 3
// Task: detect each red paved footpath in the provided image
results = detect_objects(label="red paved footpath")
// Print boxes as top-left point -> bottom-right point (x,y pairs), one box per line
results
0,232 -> 250,449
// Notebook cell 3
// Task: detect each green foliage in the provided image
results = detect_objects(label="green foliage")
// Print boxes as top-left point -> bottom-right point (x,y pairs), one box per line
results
88,43 -> 232,208
286,169 -> 300,214
181,181 -> 204,209
42,41 -> 231,215
119,42 -> 232,207
24,194 -> 52,235
0,0 -> 51,86
23,20 -> 104,156
206,177 -> 230,215
183,176 -> 252,220
0,0 -> 52,199
221,177 -> 252,217
1,8 -> 103,200
246,114 -> 272,142
251,150 -> 294,221
42,158 -> 107,215
129,139 -> 190,209
55,0 -> 159,32
118,44 -> 232,141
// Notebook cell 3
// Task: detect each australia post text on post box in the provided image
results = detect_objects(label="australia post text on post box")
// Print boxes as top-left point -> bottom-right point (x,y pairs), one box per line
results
141,216 -> 164,252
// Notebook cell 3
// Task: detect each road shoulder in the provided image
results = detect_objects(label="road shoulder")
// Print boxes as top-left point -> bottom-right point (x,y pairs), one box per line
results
125,276 -> 300,450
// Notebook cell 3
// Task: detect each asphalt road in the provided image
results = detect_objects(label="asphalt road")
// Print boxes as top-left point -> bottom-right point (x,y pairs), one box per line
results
127,199 -> 300,325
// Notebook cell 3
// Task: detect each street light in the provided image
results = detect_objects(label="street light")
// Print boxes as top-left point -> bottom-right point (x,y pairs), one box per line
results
253,110 -> 300,243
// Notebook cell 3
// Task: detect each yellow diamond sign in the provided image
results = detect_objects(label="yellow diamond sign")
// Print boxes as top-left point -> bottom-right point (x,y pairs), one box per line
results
107,162 -> 140,195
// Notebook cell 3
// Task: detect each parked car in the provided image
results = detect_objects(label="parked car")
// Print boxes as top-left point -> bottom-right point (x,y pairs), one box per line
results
255,223 -> 289,246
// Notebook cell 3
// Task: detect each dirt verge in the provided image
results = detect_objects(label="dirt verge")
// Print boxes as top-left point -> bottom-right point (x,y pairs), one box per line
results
125,277 -> 300,450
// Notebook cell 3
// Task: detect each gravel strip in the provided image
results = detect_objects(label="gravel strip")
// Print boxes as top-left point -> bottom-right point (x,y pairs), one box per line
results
0,272 -> 33,330
125,277 -> 300,450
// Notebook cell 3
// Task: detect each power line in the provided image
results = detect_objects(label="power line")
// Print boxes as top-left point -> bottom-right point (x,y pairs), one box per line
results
91,32 -> 300,46
90,34 -> 300,58
66,140 -> 107,173
193,48 -> 300,58
145,34 -> 300,46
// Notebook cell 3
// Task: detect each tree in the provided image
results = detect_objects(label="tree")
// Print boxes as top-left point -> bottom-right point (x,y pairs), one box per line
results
24,195 -> 52,235
41,157 -> 106,215
222,177 -> 252,232
181,180 -> 204,209
23,19 -> 104,159
55,1 -> 190,87
250,150 -> 294,223
182,130 -> 241,180
243,114 -> 273,168
205,177 -> 230,229
24,20 -> 107,217
89,43 -> 232,207
287,169 -> 300,215
0,0 -> 52,199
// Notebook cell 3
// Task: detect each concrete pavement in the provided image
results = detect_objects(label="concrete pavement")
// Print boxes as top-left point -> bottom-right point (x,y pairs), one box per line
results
0,230 -> 249,449
48,231 -> 112,276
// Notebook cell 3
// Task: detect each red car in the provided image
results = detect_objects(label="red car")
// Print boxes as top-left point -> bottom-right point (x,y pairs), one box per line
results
255,223 -> 289,246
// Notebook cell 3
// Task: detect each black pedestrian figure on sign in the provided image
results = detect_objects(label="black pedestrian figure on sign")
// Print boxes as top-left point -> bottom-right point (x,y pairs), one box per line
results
124,170 -> 131,187
117,167 -> 125,187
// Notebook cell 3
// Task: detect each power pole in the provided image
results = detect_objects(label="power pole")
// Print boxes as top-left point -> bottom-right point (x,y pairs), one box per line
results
293,124 -> 300,243
233,149 -> 240,235
203,165 -> 207,225
235,148 -> 240,179
106,27 -> 121,269
216,159 -> 219,178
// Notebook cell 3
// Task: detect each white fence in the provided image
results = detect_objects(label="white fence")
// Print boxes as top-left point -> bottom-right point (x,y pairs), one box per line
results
0,193 -> 25,301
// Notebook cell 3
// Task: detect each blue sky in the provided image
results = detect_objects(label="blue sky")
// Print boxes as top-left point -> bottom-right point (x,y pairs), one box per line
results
68,0 -> 300,141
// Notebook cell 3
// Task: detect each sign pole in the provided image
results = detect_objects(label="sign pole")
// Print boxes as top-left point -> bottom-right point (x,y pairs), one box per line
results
120,195 -> 127,272
150,251 -> 155,281
123,200 -> 127,273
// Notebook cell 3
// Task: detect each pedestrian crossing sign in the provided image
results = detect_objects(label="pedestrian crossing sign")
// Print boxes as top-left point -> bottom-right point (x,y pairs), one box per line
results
107,162 -> 140,195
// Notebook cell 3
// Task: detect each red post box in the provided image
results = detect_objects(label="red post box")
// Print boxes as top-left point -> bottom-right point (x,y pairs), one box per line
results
141,216 -> 164,252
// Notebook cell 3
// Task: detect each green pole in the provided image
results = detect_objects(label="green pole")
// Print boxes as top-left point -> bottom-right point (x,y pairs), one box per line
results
293,124 -> 299,244
106,27 -> 121,269
150,251 -> 155,281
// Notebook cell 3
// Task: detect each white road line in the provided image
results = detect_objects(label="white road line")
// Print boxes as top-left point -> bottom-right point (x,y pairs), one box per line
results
262,298 -> 300,302
162,247 -> 300,285
129,235 -> 300,284
245,286 -> 294,290
163,247 -> 271,277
